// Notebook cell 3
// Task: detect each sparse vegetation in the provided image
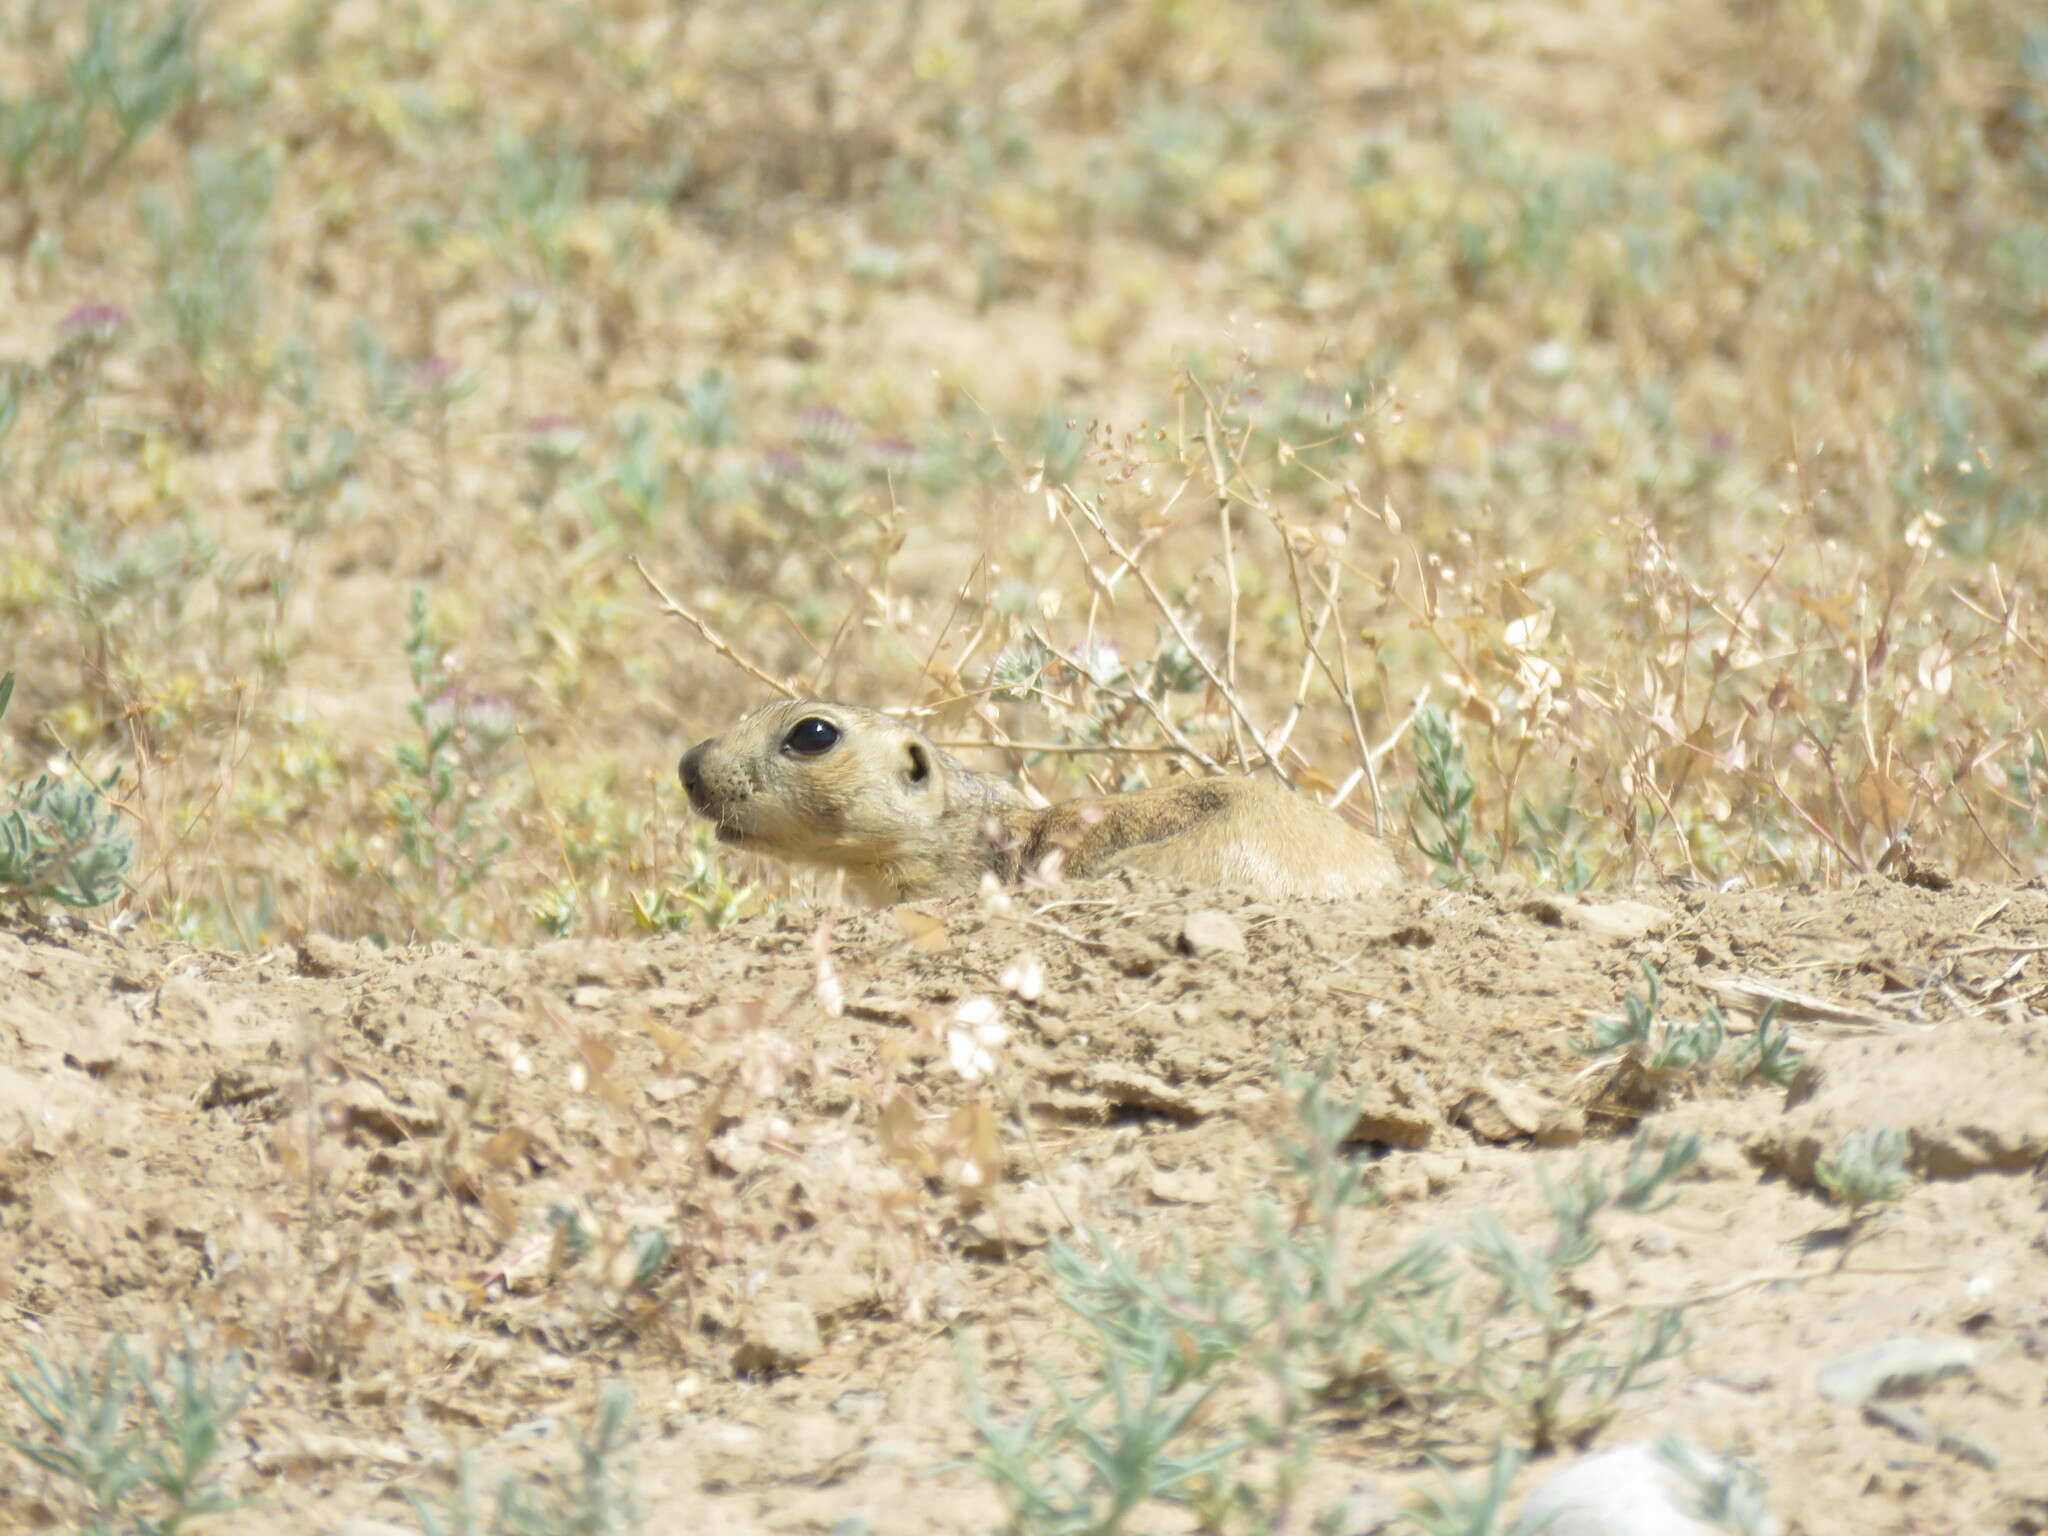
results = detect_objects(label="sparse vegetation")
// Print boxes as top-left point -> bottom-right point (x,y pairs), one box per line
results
1655,1435 -> 1779,1536
0,670 -> 134,909
1579,963 -> 1803,1111
1816,1126 -> 1914,1267
407,1383 -> 639,1536
2,1335 -> 248,1536
1413,705 -> 1482,885
1404,1445 -> 1523,1536
960,1062 -> 1705,1532
385,588 -> 517,940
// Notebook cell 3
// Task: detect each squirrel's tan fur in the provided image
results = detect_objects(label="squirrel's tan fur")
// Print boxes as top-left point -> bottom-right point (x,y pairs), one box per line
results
679,699 -> 1405,904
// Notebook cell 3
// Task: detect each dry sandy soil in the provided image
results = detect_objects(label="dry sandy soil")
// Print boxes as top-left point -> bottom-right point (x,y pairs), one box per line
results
4,872 -> 2046,1533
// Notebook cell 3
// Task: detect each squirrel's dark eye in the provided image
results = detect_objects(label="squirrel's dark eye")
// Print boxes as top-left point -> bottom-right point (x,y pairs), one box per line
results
783,717 -> 841,756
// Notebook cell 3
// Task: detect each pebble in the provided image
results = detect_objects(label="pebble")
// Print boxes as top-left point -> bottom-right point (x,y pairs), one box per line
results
1513,1439 -> 1779,1536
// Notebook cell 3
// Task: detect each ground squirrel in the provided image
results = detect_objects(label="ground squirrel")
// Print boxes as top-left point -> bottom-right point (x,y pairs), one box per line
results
678,698 -> 1404,904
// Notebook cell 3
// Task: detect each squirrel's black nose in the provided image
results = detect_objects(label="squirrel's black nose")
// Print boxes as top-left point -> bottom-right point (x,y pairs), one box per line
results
678,740 -> 712,803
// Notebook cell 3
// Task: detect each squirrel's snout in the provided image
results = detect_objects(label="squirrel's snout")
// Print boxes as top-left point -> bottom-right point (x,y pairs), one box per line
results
678,739 -> 715,812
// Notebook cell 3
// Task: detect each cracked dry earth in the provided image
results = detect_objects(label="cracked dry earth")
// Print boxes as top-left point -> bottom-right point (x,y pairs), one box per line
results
2,875 -> 2046,1534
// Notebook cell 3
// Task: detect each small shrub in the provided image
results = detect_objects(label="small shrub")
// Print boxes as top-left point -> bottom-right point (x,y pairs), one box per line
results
140,144 -> 278,390
2,1334 -> 249,1536
1458,1135 -> 1698,1451
1412,705 -> 1480,884
1815,1126 -> 1912,1268
1579,963 -> 1802,1111
385,592 -> 516,937
407,1382 -> 639,1536
0,671 -> 134,910
1655,1434 -> 1777,1536
624,830 -> 754,934
1403,1443 -> 1522,1536
0,0 -> 200,198
958,1060 -> 1705,1532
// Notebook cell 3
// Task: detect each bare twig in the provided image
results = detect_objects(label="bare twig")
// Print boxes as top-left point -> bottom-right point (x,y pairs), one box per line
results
930,738 -> 1184,756
1217,493 -> 1248,771
633,557 -> 796,698
1053,487 -> 1284,778
1034,632 -> 1227,775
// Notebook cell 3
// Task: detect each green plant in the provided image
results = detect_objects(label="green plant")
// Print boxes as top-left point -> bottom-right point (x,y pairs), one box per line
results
1579,964 -> 1802,1101
1401,1443 -> 1523,1536
387,590 -> 515,936
0,365 -> 21,467
350,319 -> 419,428
960,1326 -> 1237,1536
584,410 -> 670,535
140,144 -> 278,385
407,1382 -> 639,1536
1654,1435 -> 1777,1536
489,130 -> 587,284
958,1061 -> 1704,1532
1512,795 -> 1593,893
624,831 -> 754,933
0,671 -> 134,909
0,0 -> 200,200
674,368 -> 738,449
1458,1136 -> 1698,1451
273,338 -> 363,534
958,1061 -> 1423,1534
1412,705 -> 1479,883
52,509 -> 225,694
1815,1126 -> 1911,1268
2,1334 -> 249,1536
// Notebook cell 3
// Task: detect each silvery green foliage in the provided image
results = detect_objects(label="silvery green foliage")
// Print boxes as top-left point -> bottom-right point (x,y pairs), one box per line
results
408,1383 -> 639,1536
1816,1127 -> 1910,1209
3,1335 -> 248,1536
0,672 -> 134,909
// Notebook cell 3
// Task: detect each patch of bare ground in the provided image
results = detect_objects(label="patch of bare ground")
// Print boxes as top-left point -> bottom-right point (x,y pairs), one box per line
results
4,875 -> 2045,1532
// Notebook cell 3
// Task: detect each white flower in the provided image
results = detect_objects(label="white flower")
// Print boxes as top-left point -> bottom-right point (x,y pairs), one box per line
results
1001,955 -> 1045,1001
947,997 -> 1009,1082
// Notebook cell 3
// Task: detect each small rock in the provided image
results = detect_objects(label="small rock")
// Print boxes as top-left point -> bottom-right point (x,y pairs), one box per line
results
1111,941 -> 1167,977
1351,1099 -> 1437,1150
1514,1439 -> 1779,1536
152,974 -> 217,1032
1816,1335 -> 1980,1406
1939,1430 -> 2001,1469
1745,1020 -> 2048,1185
784,1260 -> 878,1322
702,1417 -> 763,1450
1563,899 -> 1674,944
1147,1166 -> 1223,1204
1863,1400 -> 1935,1443
1178,910 -> 1246,957
108,954 -> 160,991
1456,1075 -> 1583,1146
954,1182 -> 1067,1257
1864,1396 -> 2003,1467
1323,1485 -> 1402,1534
296,934 -> 360,977
829,1389 -> 887,1424
1083,1063 -> 1210,1119
733,1299 -> 822,1374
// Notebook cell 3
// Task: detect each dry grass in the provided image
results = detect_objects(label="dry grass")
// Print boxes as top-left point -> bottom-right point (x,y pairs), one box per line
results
0,0 -> 2043,935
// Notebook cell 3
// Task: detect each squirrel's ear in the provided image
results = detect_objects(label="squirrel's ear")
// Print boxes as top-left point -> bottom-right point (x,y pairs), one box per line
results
904,740 -> 933,787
